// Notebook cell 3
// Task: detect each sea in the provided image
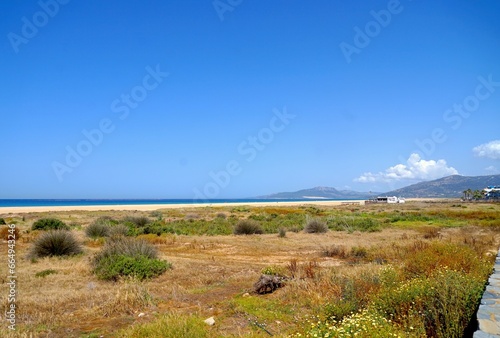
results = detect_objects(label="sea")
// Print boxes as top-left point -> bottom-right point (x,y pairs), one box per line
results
0,198 -> 341,208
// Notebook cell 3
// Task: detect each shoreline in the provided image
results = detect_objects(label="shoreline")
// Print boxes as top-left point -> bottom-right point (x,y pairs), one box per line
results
0,200 -> 367,214
0,198 -> 459,214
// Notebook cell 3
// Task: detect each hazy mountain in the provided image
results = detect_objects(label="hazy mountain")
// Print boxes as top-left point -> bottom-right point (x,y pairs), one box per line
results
259,186 -> 379,200
384,174 -> 500,198
258,175 -> 500,199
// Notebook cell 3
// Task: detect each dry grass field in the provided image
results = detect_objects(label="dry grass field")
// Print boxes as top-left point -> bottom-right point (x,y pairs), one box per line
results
1,200 -> 499,337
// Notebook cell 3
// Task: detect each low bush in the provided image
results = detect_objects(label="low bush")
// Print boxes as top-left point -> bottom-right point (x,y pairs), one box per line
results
261,265 -> 287,276
123,216 -> 150,227
233,220 -> 263,235
93,254 -> 171,281
28,230 -> 82,259
373,269 -> 484,337
419,226 -> 441,239
328,216 -> 381,232
403,242 -> 490,279
304,216 -> 328,233
109,224 -> 131,237
149,211 -> 163,219
32,218 -> 69,231
0,218 -> 5,225
323,244 -> 348,258
91,237 -> 171,281
350,246 -> 368,259
85,221 -> 111,238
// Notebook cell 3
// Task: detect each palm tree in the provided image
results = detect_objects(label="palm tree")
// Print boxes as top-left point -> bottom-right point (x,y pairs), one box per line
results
463,190 -> 468,200
473,190 -> 483,200
467,188 -> 473,201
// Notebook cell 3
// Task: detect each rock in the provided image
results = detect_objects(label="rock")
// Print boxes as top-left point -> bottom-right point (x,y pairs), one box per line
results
138,312 -> 145,318
242,292 -> 251,297
204,316 -> 215,326
253,274 -> 287,294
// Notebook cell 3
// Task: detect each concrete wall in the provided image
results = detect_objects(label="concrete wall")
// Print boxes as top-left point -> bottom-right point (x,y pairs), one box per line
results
474,251 -> 500,337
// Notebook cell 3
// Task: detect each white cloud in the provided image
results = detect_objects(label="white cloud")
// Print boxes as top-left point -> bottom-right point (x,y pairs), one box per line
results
485,165 -> 499,173
355,153 -> 459,183
473,140 -> 500,160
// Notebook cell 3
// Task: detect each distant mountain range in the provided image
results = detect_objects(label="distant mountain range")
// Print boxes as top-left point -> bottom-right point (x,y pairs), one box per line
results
259,174 -> 500,199
258,186 -> 379,200
384,174 -> 500,198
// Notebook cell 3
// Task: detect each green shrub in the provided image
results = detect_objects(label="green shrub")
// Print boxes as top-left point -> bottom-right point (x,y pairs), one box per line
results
304,216 -> 328,233
324,299 -> 359,322
350,246 -> 368,259
85,221 -> 111,238
0,218 -> 5,225
28,230 -> 82,258
94,216 -> 117,224
261,265 -> 286,276
373,269 -> 484,338
32,218 -> 69,231
35,269 -> 57,278
93,254 -> 171,281
149,211 -> 163,219
403,242 -> 490,279
233,219 -> 263,235
123,216 -> 150,227
328,216 -> 381,232
142,220 -> 168,236
91,237 -> 171,281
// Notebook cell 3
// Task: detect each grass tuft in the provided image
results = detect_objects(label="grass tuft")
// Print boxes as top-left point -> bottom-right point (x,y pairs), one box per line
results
323,244 -> 348,258
28,230 -> 82,259
117,313 -> 208,337
85,221 -> 111,238
233,219 -> 263,235
304,216 -> 328,233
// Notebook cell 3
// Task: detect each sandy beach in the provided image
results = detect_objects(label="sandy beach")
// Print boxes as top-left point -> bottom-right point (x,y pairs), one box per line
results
0,200 -> 365,214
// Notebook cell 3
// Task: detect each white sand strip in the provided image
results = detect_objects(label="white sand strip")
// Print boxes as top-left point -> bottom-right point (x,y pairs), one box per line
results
0,200 -> 365,214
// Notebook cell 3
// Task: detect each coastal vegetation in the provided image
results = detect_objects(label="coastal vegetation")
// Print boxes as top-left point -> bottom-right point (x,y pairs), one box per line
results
28,230 -> 82,259
0,200 -> 499,337
31,217 -> 69,231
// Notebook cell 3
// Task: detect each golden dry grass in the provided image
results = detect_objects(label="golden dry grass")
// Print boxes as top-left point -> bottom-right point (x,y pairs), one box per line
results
0,200 -> 499,337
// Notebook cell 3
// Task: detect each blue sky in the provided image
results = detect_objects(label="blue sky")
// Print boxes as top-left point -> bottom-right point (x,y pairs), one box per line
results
1,0 -> 500,199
